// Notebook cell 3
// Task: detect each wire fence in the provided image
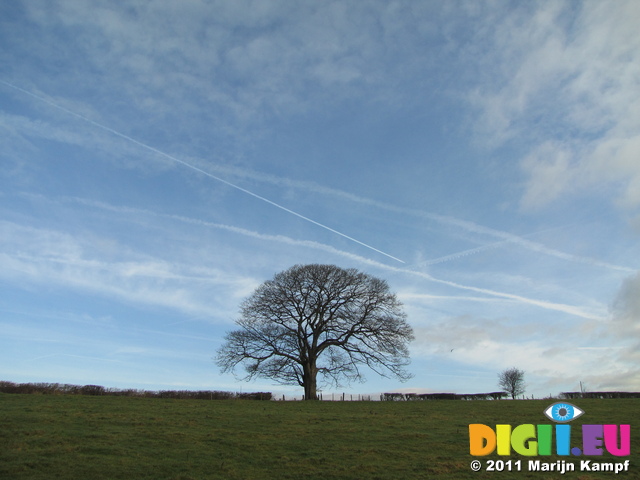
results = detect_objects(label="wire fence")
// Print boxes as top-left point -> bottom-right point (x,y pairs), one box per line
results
279,393 -> 375,401
279,392 -> 510,401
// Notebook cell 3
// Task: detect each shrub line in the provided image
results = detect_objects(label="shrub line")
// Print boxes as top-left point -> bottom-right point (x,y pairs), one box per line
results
0,380 -> 272,400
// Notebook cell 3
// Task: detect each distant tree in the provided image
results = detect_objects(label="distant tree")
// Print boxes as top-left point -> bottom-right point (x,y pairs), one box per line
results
579,381 -> 588,397
498,367 -> 526,399
216,264 -> 414,400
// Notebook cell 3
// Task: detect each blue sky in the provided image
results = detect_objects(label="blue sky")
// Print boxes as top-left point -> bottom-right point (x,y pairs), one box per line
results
1,0 -> 639,399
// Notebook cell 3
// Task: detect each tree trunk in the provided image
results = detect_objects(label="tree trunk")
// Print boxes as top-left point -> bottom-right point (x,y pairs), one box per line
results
303,361 -> 318,400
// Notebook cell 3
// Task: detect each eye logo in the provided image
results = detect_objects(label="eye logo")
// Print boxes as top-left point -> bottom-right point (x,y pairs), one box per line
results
543,402 -> 584,423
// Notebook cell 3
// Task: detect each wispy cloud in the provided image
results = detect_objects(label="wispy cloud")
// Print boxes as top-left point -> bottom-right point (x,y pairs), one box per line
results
25,353 -> 123,364
128,148 -> 634,275
8,1 -> 444,131
87,197 -> 610,320
5,4 -> 637,274
6,82 -> 630,278
410,217 -> 635,273
216,165 -> 636,273
1,80 -> 405,264
0,219 -> 255,318
406,268 -> 605,321
467,1 -> 640,211
3,194 -> 606,323
161,154 -> 635,272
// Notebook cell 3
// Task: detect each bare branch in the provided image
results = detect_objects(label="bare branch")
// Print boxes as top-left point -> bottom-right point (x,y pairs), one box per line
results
498,367 -> 526,399
216,264 -> 414,399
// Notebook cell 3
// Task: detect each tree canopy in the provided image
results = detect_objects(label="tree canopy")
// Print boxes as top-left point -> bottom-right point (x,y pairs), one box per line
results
498,367 -> 526,399
216,264 -> 414,399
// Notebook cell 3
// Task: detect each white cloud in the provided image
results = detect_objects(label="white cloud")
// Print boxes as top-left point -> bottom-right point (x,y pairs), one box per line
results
0,220 -> 255,319
174,156 -> 634,273
63,197 -> 614,321
410,312 -> 638,394
520,142 -> 575,210
468,1 -> 640,211
611,271 -> 640,338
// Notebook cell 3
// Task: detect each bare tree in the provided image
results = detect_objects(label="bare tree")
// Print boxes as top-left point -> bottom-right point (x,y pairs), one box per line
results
216,264 -> 414,400
498,367 -> 526,399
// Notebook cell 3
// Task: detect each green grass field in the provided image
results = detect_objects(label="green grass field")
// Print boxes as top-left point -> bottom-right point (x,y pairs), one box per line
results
1,394 -> 636,479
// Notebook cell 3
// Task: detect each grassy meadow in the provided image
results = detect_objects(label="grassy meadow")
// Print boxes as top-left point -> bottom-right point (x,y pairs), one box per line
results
1,394 -> 637,479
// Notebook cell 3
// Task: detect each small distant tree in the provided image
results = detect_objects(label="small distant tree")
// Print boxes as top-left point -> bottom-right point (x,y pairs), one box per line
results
498,367 -> 526,399
579,381 -> 588,397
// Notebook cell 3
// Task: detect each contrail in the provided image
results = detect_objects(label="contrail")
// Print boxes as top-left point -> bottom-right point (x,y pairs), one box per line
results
210,165 -> 635,273
25,353 -> 122,363
393,264 -> 605,321
11,194 -> 606,321
409,222 -> 629,270
423,212 -> 635,273
0,80 -> 404,264
414,242 -> 507,267
75,196 -> 608,320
